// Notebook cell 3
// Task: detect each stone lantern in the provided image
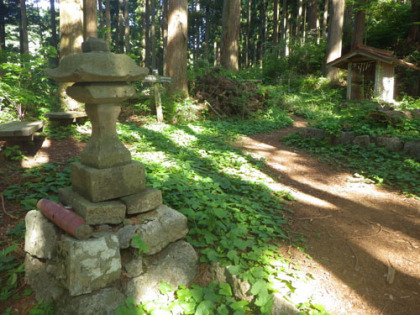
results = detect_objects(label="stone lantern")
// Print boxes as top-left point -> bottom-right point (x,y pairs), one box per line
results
46,38 -> 151,223
23,39 -> 197,312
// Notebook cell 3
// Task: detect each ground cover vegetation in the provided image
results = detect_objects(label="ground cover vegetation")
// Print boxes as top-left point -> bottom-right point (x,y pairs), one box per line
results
1,0 -> 420,314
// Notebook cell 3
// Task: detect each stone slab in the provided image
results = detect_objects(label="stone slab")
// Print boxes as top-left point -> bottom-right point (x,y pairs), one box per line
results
375,136 -> 404,152
45,111 -> 87,119
299,127 -> 326,139
57,287 -> 125,315
125,241 -> 198,303
71,161 -> 145,202
353,135 -> 371,147
121,187 -> 163,215
57,234 -> 121,296
25,210 -> 58,259
25,254 -> 65,302
130,205 -> 189,255
404,140 -> 420,161
0,121 -> 43,138
331,131 -> 355,145
59,187 -> 126,225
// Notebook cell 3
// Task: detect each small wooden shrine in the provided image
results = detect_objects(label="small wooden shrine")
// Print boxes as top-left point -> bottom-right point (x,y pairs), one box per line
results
327,44 -> 407,102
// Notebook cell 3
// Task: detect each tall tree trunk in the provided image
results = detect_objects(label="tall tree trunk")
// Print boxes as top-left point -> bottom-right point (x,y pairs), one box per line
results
83,0 -> 98,40
50,0 -> 58,62
19,0 -> 29,54
322,0 -> 329,38
296,0 -> 303,37
116,0 -> 124,52
167,0 -> 188,95
195,0 -> 200,62
352,0 -> 365,49
150,0 -> 156,68
163,0 -> 168,74
308,0 -> 318,37
0,0 -> 5,50
59,0 -> 84,110
281,0 -> 287,42
325,0 -> 345,83
105,0 -> 111,43
245,0 -> 250,67
273,0 -> 279,47
343,4 -> 352,52
221,0 -> 240,72
98,0 -> 104,30
124,0 -> 130,53
407,0 -> 420,46
260,0 -> 266,65
204,3 -> 210,62
144,0 -> 150,68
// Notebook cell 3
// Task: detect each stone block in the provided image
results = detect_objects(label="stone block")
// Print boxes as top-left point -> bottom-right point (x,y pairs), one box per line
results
59,187 -> 126,225
57,234 -> 121,296
272,293 -> 300,315
121,187 -> 163,215
25,210 -> 58,259
130,205 -> 188,255
404,140 -> 420,161
352,135 -> 371,147
125,241 -> 198,303
375,136 -> 404,152
57,287 -> 125,315
117,225 -> 138,249
25,254 -> 65,302
331,131 -> 355,145
71,161 -> 146,202
299,127 -> 326,139
121,250 -> 143,278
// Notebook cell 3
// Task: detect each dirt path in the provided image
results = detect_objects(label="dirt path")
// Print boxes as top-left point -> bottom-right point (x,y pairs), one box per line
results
236,116 -> 420,315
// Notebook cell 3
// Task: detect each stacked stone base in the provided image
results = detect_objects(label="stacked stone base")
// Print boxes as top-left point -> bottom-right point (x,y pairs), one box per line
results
24,187 -> 198,315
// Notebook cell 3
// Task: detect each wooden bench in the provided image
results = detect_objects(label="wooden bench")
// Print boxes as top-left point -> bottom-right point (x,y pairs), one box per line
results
45,111 -> 88,124
0,120 -> 44,141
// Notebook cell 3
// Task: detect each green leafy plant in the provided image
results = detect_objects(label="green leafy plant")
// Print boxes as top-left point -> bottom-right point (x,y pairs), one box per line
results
0,245 -> 24,302
131,235 -> 148,255
2,145 -> 26,161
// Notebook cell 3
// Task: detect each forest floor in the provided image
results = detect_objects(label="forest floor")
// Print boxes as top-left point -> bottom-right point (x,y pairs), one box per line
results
235,116 -> 420,315
1,116 -> 420,314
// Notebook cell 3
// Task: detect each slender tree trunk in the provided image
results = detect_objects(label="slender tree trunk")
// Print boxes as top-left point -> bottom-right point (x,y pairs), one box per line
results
83,0 -> 98,40
352,0 -> 366,49
322,0 -> 329,38
308,0 -> 318,37
50,0 -> 58,61
98,0 -> 104,30
195,0 -> 200,62
204,4 -> 210,62
281,0 -> 287,42
163,0 -> 168,74
343,4 -> 352,52
116,0 -> 124,52
296,0 -> 303,37
260,0 -> 266,65
0,0 -> 5,50
144,0 -> 150,68
167,0 -> 188,95
273,0 -> 279,47
105,0 -> 111,42
151,0 -> 156,68
407,0 -> 420,46
221,0 -> 240,72
19,0 -> 29,54
325,0 -> 345,83
245,0 -> 250,67
124,0 -> 130,53
302,0 -> 307,42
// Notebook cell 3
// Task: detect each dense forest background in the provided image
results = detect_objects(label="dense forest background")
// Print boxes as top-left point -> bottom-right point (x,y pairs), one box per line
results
0,0 -> 419,122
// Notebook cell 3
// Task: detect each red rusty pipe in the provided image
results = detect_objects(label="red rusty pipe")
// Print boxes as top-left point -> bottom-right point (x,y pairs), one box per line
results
37,199 -> 92,240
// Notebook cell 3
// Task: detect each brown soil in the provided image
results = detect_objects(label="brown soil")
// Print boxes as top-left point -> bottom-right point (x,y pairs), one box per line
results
1,116 -> 420,314
235,116 -> 420,315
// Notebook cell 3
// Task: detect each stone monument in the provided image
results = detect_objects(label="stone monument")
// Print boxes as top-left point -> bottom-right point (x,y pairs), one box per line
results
24,38 -> 198,314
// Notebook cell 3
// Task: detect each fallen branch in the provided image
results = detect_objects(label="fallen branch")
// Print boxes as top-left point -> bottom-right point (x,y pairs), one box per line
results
0,193 -> 18,220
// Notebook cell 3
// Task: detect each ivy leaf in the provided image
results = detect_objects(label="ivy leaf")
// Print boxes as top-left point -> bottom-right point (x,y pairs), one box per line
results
218,283 -> 232,296
158,281 -> 174,295
195,300 -> 215,315
131,235 -> 148,255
